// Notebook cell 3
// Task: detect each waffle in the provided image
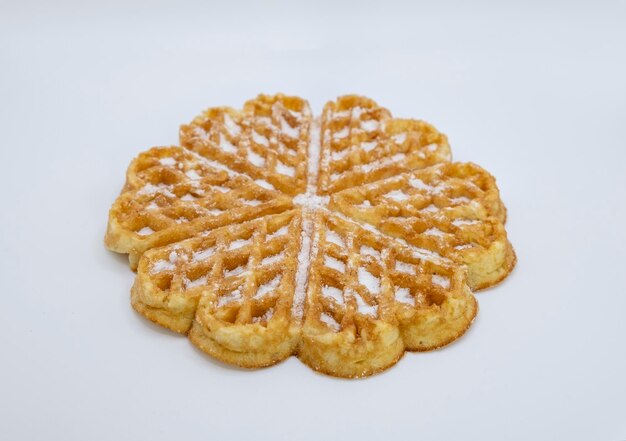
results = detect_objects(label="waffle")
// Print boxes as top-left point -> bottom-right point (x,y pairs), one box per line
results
133,209 -> 476,375
300,210 -> 476,377
329,162 -> 516,290
180,94 -> 311,196
318,95 -> 451,194
106,93 -> 515,377
105,146 -> 292,268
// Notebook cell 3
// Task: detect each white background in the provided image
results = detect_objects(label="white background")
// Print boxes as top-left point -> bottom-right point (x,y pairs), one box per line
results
1,1 -> 625,440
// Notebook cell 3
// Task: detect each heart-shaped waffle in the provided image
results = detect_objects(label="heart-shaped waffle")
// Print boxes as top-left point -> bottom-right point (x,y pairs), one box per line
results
106,94 -> 515,377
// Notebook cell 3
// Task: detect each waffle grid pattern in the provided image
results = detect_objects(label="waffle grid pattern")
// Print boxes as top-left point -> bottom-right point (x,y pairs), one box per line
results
106,94 -> 515,377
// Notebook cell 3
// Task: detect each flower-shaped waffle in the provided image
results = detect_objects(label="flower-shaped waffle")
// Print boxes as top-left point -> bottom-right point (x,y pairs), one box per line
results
106,94 -> 515,377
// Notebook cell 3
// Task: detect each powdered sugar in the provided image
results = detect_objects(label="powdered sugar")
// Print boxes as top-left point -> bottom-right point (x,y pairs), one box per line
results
223,114 -> 241,137
138,183 -> 175,198
361,141 -> 377,152
224,265 -> 246,278
217,289 -> 242,307
324,255 -> 345,273
432,274 -> 450,289
279,115 -> 300,139
267,225 -> 288,241
219,134 -> 237,153
185,275 -> 208,289
252,130 -> 269,147
292,216 -> 314,320
228,238 -> 252,250
385,189 -> 409,201
423,227 -> 446,238
252,308 -> 274,324
321,285 -> 344,305
452,218 -> 479,227
254,275 -> 281,298
395,261 -> 414,273
247,149 -> 265,167
361,120 -> 378,132
185,169 -> 201,180
276,160 -> 295,177
192,247 -> 215,262
358,267 -> 380,294
137,226 -> 154,236
159,157 -> 177,166
354,292 -> 378,317
360,245 -> 380,258
325,229 -> 345,247
261,252 -> 284,266
333,127 -> 350,139
150,250 -> 179,273
392,133 -> 407,144
254,179 -> 274,190
293,193 -> 329,210
319,312 -> 341,331
394,287 -> 414,305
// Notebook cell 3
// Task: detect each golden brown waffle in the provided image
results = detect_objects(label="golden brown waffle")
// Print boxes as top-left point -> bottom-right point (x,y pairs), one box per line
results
318,95 -> 451,194
300,210 -> 476,377
132,209 -> 476,376
329,162 -> 516,290
105,146 -> 292,268
180,94 -> 311,196
105,93 -> 516,377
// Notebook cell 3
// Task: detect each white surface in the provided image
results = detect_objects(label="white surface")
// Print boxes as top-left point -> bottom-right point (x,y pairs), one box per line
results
1,1 -> 625,440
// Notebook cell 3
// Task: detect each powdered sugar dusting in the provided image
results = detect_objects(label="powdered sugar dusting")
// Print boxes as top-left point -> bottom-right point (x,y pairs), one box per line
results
354,292 -> 378,317
319,312 -> 341,331
185,275 -> 208,289
292,216 -> 314,320
267,225 -> 288,241
321,285 -> 344,305
385,189 -> 409,201
324,255 -> 345,273
432,274 -> 450,289
395,261 -> 415,274
151,258 -> 175,273
424,227 -> 446,238
276,160 -> 295,177
254,275 -> 281,298
361,141 -> 377,152
252,308 -> 274,324
228,238 -> 252,250
325,229 -> 344,247
224,265 -> 246,278
192,247 -> 215,262
392,133 -> 407,144
358,267 -> 380,294
247,149 -> 265,167
137,226 -> 154,236
261,252 -> 284,266
159,157 -> 177,166
360,245 -> 380,258
217,289 -> 242,307
185,169 -> 201,180
138,183 -> 175,198
452,218 -> 479,227
254,179 -> 274,190
223,114 -> 241,137
279,114 -> 300,139
252,130 -> 269,147
394,287 -> 414,305
219,134 -> 237,153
